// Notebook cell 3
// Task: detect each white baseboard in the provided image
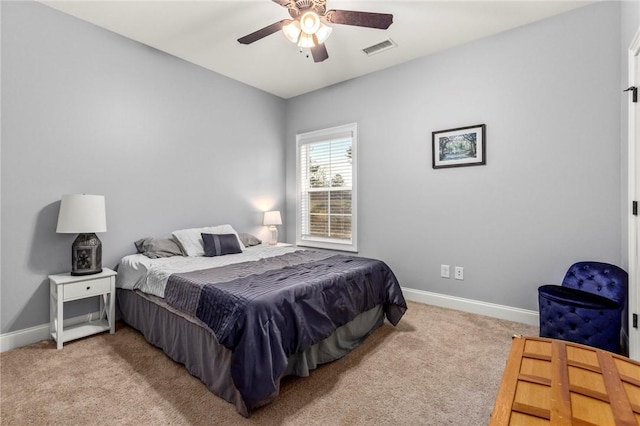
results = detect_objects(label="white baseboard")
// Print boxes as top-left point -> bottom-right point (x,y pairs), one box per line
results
0,323 -> 50,353
0,312 -> 101,353
402,287 -> 539,327
1,291 -> 539,352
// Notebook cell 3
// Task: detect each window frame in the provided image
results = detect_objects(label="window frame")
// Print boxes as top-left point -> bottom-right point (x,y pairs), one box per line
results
296,122 -> 358,252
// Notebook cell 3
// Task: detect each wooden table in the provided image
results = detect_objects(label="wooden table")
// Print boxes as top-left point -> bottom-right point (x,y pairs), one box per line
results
490,335 -> 640,425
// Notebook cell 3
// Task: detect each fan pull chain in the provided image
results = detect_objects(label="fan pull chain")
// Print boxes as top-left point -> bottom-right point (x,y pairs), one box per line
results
299,47 -> 310,59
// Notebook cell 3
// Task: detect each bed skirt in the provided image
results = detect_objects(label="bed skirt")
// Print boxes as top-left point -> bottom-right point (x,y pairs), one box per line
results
116,288 -> 385,416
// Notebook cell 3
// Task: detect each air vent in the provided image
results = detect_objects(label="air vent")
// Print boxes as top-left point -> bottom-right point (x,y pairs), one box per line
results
362,39 -> 397,56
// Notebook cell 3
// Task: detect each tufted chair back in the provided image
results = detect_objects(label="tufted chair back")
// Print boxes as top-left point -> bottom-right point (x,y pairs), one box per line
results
561,261 -> 627,307
538,261 -> 628,353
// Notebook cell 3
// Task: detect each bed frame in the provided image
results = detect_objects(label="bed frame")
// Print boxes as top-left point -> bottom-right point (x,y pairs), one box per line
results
117,288 -> 385,416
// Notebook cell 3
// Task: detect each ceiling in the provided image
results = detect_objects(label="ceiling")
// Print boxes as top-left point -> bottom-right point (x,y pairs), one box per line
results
40,1 -> 593,99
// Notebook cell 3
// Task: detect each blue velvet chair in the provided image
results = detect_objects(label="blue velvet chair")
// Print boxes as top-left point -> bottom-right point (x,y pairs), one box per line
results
538,261 -> 628,354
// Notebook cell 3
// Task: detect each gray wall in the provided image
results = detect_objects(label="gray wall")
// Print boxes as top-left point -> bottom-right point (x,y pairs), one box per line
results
285,1 -> 623,312
1,1 -> 286,333
0,1 -> 631,336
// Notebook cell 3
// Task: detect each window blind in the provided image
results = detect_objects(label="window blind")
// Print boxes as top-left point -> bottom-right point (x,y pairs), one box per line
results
297,123 -> 357,251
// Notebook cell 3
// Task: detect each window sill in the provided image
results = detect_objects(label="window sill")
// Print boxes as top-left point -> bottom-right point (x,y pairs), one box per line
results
296,239 -> 357,253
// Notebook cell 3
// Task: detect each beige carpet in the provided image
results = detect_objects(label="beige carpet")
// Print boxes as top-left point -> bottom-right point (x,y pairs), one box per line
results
1,302 -> 537,425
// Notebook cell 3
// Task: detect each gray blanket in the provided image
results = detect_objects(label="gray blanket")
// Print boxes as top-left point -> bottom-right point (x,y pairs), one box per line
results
165,251 -> 407,413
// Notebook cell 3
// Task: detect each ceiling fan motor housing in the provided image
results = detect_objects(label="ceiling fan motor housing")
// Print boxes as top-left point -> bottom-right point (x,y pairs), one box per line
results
289,0 -> 326,18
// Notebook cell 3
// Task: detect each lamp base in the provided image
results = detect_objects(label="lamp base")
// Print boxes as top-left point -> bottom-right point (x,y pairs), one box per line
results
267,226 -> 279,245
71,233 -> 103,276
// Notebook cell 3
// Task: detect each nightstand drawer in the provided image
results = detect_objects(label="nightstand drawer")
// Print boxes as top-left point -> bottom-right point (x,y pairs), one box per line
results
63,277 -> 111,301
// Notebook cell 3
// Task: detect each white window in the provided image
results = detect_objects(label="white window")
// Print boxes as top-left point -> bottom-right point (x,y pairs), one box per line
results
296,123 -> 357,252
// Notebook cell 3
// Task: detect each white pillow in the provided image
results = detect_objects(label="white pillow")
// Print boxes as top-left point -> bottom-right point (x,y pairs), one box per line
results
172,224 -> 245,256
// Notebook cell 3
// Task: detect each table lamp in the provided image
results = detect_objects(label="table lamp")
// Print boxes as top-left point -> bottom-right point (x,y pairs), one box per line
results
263,210 -> 282,245
56,194 -> 107,276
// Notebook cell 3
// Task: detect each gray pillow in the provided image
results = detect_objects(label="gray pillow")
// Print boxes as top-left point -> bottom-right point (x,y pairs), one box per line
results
201,233 -> 242,257
238,232 -> 262,247
134,237 -> 183,259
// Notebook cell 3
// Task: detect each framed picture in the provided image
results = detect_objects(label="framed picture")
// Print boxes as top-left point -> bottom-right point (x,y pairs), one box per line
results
432,124 -> 486,169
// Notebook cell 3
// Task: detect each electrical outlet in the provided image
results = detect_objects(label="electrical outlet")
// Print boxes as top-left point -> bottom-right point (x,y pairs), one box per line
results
454,266 -> 464,280
440,264 -> 450,278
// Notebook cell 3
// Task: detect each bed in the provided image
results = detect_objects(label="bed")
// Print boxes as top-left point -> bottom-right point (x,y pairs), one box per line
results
115,226 -> 407,416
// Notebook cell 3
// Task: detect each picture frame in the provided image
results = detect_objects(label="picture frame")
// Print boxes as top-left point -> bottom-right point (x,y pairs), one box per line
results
432,124 -> 486,169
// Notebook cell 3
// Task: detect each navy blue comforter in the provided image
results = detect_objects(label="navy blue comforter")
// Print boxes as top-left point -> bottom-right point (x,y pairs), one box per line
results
166,253 -> 407,413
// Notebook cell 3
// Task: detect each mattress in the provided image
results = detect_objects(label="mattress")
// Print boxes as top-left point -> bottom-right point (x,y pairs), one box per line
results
116,244 -> 299,297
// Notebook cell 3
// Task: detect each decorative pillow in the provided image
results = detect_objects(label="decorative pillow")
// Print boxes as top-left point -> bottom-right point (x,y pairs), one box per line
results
201,233 -> 242,257
238,232 -> 262,247
172,224 -> 245,256
134,237 -> 183,259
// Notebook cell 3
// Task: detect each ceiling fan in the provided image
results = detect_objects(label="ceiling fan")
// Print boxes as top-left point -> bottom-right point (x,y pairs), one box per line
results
237,0 -> 393,63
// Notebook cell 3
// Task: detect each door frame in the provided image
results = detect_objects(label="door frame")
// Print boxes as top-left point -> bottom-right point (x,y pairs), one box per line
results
628,28 -> 640,360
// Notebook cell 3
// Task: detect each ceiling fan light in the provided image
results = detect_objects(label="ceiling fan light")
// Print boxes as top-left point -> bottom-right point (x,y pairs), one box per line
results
300,11 -> 320,35
297,32 -> 315,48
282,20 -> 301,44
315,23 -> 332,44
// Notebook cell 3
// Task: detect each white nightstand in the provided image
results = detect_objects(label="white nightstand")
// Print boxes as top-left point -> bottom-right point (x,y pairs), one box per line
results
49,268 -> 117,349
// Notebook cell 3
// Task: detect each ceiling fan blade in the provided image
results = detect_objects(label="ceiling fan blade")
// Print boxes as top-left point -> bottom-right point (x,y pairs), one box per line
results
324,10 -> 393,29
272,0 -> 292,6
238,19 -> 292,45
310,43 -> 329,63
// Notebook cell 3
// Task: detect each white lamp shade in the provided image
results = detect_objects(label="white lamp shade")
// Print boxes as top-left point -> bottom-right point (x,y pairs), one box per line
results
297,32 -> 315,48
263,211 -> 282,226
300,11 -> 321,35
56,194 -> 107,233
282,20 -> 302,43
315,23 -> 332,44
